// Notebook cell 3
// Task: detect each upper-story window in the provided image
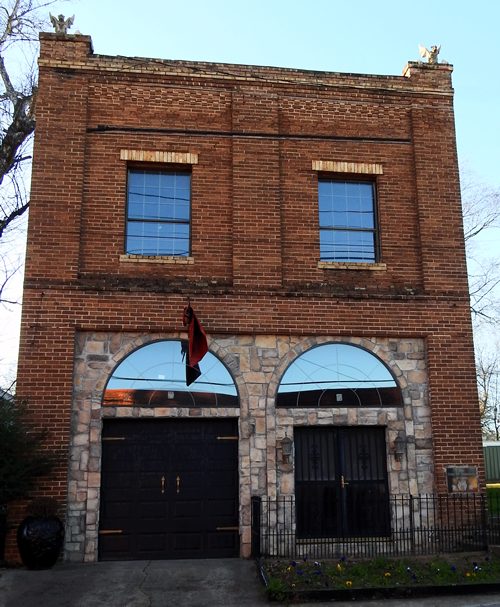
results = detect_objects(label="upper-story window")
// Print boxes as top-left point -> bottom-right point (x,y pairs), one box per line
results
126,169 -> 191,256
318,179 -> 377,263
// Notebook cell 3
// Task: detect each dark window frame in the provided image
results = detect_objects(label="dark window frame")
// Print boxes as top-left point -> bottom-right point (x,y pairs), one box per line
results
318,174 -> 380,263
125,165 -> 192,257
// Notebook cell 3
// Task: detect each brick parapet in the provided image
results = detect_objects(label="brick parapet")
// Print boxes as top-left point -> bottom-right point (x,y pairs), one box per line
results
38,34 -> 453,97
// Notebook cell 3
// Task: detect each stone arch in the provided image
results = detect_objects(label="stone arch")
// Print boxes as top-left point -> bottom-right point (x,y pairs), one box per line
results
102,337 -> 241,407
266,336 -> 411,404
67,331 -> 248,563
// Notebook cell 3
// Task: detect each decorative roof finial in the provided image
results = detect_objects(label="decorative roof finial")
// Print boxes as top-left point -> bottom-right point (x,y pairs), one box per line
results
49,14 -> 75,34
418,44 -> 441,64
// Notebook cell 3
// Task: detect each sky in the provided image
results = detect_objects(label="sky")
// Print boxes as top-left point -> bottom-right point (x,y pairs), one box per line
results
68,0 -> 498,185
1,0 -> 499,385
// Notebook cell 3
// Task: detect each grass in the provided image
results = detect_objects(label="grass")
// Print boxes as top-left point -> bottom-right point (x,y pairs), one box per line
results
262,553 -> 500,599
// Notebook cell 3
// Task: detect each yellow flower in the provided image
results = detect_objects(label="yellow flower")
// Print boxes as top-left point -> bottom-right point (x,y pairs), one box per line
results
336,563 -> 343,571
345,580 -> 353,587
465,572 -> 471,577
384,572 -> 391,577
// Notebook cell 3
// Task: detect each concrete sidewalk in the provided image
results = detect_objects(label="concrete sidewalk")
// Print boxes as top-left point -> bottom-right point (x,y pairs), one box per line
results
0,559 -> 268,607
2,559 -> 500,607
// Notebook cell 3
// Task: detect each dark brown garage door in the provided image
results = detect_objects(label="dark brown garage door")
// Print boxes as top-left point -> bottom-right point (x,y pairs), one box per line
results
99,419 -> 239,560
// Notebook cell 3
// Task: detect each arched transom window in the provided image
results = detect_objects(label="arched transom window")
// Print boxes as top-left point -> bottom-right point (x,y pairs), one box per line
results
277,343 -> 402,408
103,340 -> 238,408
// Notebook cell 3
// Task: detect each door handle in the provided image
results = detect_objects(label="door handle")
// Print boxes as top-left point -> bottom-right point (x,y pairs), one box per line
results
161,475 -> 165,494
341,475 -> 349,489
176,475 -> 181,494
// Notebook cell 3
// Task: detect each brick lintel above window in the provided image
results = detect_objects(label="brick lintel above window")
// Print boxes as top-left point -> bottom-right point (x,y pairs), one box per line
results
312,160 -> 383,174
120,149 -> 198,164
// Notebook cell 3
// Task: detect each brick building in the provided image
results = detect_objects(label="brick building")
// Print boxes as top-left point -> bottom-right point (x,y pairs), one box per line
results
14,31 -> 483,561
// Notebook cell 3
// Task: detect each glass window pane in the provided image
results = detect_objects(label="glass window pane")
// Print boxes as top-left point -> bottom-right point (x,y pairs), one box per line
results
157,202 -> 172,220
319,229 -> 336,260
276,343 -> 401,408
105,340 -> 237,396
128,170 -> 144,187
128,202 -> 144,219
331,182 -> 346,196
171,223 -> 190,255
360,209 -> 374,229
332,194 -> 346,211
332,211 -> 348,228
331,230 -> 350,261
126,236 -> 143,255
143,172 -> 160,188
160,186 -> 175,203
174,173 -> 191,189
175,202 -> 190,221
318,196 -> 333,215
318,208 -> 333,227
345,230 -> 375,262
159,172 -> 175,188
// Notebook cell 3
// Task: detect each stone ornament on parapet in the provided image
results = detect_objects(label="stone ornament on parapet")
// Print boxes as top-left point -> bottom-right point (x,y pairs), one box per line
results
419,43 -> 441,64
49,13 -> 75,34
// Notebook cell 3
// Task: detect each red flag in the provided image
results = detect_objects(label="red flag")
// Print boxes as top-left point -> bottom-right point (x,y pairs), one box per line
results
182,303 -> 208,386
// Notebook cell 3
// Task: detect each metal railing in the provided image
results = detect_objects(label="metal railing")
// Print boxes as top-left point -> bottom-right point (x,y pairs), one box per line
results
251,493 -> 500,558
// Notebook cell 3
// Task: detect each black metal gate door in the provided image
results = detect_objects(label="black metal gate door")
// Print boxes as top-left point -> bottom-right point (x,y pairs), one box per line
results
295,426 -> 390,538
99,419 -> 239,560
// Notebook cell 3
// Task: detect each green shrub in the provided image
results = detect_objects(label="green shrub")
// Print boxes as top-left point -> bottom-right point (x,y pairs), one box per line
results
0,395 -> 54,506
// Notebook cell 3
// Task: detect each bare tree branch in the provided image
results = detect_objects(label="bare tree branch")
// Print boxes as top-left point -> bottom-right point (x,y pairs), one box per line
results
0,1 -> 67,314
461,166 -> 500,324
477,349 -> 500,440
0,1 -> 70,234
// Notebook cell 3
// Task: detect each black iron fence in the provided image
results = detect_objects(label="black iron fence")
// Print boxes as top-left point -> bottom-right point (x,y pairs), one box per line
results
251,493 -> 500,559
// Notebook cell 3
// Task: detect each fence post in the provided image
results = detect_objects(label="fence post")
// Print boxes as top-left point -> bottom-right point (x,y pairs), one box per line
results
251,496 -> 262,558
409,494 -> 415,554
480,492 -> 488,549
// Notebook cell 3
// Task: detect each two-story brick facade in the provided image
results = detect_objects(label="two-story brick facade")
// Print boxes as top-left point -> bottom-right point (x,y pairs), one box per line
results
14,31 -> 482,562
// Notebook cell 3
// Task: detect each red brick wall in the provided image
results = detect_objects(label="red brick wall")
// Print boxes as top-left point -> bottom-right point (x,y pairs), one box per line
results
10,33 -> 482,561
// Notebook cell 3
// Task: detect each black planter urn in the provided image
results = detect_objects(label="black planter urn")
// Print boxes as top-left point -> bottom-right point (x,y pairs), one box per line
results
17,515 -> 64,569
0,504 -> 7,565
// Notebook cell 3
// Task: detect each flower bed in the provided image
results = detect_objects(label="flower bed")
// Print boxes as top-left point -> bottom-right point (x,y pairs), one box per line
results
259,553 -> 500,602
